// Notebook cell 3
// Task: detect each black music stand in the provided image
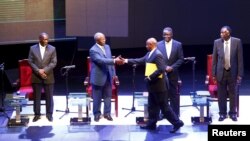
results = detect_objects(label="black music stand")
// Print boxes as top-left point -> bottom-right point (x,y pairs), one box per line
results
122,64 -> 143,117
0,63 -> 10,119
56,66 -> 77,119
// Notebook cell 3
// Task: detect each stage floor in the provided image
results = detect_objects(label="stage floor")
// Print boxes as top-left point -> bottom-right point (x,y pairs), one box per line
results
0,95 -> 249,141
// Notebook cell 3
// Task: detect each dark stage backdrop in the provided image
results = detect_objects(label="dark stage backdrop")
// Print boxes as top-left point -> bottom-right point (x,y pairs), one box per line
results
0,0 -> 67,45
68,0 -> 250,50
1,0 -> 250,49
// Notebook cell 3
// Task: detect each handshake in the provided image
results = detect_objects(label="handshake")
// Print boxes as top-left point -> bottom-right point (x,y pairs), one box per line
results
114,55 -> 126,65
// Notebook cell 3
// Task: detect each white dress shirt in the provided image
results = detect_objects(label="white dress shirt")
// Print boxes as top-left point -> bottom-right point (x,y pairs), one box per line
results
148,48 -> 156,59
165,39 -> 172,59
39,43 -> 46,59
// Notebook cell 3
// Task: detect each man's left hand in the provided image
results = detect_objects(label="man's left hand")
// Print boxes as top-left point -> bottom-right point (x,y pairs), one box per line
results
144,76 -> 151,82
165,66 -> 173,72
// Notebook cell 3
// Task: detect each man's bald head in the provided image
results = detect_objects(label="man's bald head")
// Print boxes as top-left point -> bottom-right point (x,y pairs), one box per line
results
146,37 -> 157,51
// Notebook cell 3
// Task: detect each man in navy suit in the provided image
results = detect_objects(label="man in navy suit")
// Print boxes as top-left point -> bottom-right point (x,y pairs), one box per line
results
122,38 -> 184,133
28,32 -> 57,122
89,32 -> 123,122
212,26 -> 244,121
157,27 -> 184,116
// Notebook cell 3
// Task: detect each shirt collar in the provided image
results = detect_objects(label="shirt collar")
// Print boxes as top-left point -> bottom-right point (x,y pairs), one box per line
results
39,43 -> 46,48
149,48 -> 156,56
165,39 -> 172,44
96,43 -> 104,48
224,37 -> 231,44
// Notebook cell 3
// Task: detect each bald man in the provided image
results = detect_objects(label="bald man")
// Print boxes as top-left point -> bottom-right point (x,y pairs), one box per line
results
123,38 -> 184,133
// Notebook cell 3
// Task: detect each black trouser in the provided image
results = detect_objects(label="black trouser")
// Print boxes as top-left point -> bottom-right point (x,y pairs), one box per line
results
32,83 -> 54,116
217,69 -> 237,116
166,80 -> 179,116
147,91 -> 179,126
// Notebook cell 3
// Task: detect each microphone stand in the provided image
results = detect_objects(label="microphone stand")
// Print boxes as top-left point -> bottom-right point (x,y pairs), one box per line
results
56,67 -> 77,119
122,64 -> 143,117
0,63 -> 10,119
180,58 -> 198,108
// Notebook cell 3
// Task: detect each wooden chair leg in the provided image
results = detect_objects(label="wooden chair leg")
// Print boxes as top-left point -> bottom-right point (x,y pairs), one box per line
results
115,97 -> 118,117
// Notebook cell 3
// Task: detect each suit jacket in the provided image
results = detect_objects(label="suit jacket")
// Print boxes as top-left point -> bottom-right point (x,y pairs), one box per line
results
89,44 -> 116,86
157,40 -> 184,82
28,44 -> 57,84
128,49 -> 167,93
212,37 -> 244,81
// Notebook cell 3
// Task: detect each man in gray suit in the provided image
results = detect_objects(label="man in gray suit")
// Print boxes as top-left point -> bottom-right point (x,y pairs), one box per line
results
212,26 -> 244,122
28,32 -> 57,122
157,27 -> 184,116
89,32 -> 123,122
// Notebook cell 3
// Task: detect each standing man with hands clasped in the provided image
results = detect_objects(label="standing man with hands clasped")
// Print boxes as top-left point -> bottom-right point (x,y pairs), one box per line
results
212,26 -> 244,122
157,27 -> 184,116
121,38 -> 184,133
89,32 -> 124,122
28,32 -> 57,122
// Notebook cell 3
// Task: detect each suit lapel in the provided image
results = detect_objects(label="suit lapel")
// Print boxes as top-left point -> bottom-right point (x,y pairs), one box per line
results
161,42 -> 168,61
146,52 -> 151,62
95,45 -> 106,57
35,44 -> 43,61
230,38 -> 236,58
169,41 -> 176,60
104,45 -> 109,57
219,39 -> 225,58
43,46 -> 49,61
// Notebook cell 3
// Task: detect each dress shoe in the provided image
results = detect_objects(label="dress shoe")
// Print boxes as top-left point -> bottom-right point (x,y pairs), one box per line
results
230,115 -> 237,121
218,115 -> 227,121
33,115 -> 41,122
46,115 -> 53,122
140,124 -> 156,130
94,115 -> 101,122
104,115 -> 113,121
170,120 -> 184,133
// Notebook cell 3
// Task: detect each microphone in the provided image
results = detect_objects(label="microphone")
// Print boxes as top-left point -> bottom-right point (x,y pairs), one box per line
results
184,57 -> 195,61
132,64 -> 137,68
62,65 -> 75,69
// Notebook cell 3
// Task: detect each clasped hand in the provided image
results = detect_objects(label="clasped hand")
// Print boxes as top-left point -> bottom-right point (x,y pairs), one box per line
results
39,69 -> 47,79
114,55 -> 125,65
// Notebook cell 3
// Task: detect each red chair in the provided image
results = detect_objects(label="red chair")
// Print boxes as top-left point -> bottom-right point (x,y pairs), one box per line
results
205,54 -> 239,117
18,59 -> 44,100
205,55 -> 218,98
84,57 -> 119,117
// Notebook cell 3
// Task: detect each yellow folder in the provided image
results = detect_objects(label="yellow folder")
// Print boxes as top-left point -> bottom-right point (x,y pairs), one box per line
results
145,63 -> 163,78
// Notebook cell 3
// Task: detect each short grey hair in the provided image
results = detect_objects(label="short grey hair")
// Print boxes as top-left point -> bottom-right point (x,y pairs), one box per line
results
94,32 -> 104,40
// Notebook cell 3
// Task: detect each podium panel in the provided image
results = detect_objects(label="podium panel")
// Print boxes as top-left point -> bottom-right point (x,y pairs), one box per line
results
134,92 -> 148,125
68,93 -> 91,125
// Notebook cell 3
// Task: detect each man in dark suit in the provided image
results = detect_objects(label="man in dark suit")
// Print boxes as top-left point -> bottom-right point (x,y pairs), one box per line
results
212,26 -> 244,121
122,38 -> 184,133
28,32 -> 57,122
157,27 -> 184,116
89,32 -> 123,122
